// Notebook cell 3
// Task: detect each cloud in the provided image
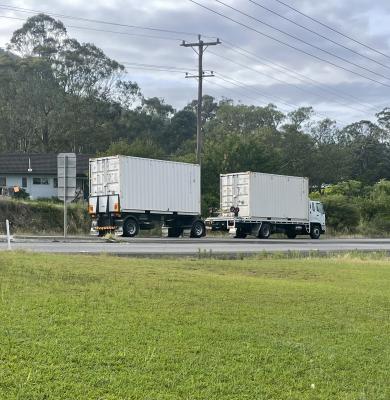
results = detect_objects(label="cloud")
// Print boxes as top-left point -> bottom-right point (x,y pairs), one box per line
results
0,0 -> 389,124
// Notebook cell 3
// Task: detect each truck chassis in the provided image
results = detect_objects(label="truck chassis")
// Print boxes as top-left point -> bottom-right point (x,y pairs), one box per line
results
90,195 -> 205,238
205,215 -> 324,239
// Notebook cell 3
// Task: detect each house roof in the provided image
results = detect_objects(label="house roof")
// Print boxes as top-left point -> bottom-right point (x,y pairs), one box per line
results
0,153 -> 90,176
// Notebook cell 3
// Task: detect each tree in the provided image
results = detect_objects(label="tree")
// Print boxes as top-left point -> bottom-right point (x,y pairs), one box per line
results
0,55 -> 66,152
1,14 -> 139,154
339,121 -> 390,183
287,107 -> 314,130
166,110 -> 196,154
8,13 -> 66,58
185,94 -> 219,126
103,138 -> 164,159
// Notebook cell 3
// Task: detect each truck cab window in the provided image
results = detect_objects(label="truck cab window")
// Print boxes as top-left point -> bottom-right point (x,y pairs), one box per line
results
317,203 -> 324,214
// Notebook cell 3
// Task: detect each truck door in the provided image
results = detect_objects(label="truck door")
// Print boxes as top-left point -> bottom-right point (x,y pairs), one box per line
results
309,201 -> 325,225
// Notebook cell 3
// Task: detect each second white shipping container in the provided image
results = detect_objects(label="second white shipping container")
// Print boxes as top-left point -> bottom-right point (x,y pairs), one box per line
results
220,172 -> 309,220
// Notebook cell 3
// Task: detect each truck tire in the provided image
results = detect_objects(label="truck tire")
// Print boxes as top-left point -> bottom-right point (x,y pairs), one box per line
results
234,228 -> 247,239
168,227 -> 182,238
123,217 -> 139,237
310,224 -> 321,240
286,228 -> 297,239
190,220 -> 205,238
258,223 -> 271,239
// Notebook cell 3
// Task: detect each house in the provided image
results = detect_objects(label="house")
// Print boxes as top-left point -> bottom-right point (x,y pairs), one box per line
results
0,153 -> 90,200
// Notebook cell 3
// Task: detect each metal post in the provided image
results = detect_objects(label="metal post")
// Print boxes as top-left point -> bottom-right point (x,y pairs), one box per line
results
63,155 -> 67,238
6,219 -> 11,251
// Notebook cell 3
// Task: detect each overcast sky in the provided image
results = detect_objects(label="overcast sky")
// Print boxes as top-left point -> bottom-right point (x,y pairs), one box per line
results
1,0 -> 390,125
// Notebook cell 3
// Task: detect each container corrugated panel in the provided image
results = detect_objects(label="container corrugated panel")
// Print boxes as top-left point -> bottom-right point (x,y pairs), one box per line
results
90,155 -> 201,215
220,172 -> 309,220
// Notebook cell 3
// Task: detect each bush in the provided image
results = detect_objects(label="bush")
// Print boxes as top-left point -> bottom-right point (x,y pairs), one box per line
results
324,180 -> 367,197
367,214 -> 390,235
322,195 -> 360,232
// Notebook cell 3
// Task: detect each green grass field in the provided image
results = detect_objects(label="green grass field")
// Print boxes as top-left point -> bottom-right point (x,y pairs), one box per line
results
0,253 -> 389,399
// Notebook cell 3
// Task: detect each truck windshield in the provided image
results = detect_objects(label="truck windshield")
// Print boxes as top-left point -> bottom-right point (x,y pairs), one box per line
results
317,203 -> 324,214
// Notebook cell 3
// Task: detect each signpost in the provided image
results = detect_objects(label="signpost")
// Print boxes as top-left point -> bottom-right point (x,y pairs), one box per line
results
6,219 -> 11,250
57,153 -> 76,237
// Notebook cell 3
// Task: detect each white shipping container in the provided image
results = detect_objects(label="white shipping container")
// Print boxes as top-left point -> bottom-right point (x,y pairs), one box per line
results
220,172 -> 309,220
89,155 -> 201,215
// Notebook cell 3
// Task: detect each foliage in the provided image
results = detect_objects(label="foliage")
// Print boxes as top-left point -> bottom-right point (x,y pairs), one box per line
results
321,195 -> 360,232
102,138 -> 165,159
324,180 -> 366,197
315,180 -> 390,235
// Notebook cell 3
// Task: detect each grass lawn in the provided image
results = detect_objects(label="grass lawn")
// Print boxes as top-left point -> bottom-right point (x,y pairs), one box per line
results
0,253 -> 389,399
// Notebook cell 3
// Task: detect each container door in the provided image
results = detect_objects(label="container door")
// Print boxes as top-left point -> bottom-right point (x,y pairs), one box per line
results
90,157 -> 120,196
220,173 -> 250,216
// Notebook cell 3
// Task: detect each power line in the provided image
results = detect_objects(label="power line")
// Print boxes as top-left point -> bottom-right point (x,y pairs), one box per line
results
123,65 -> 191,73
120,60 -> 348,125
222,41 -> 378,114
122,62 -> 197,72
270,0 -> 390,60
0,14 -> 185,41
207,78 -> 292,114
208,49 -> 376,116
213,0 -> 390,81
208,76 -> 347,126
245,0 -> 390,71
1,12 -> 378,115
121,59 -> 349,124
187,0 -> 390,88
215,73 -> 348,125
0,4 -> 216,39
0,5 -> 382,120
217,73 -> 297,110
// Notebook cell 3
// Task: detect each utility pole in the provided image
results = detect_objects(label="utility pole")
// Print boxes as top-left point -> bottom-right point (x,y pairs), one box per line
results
181,35 -> 221,165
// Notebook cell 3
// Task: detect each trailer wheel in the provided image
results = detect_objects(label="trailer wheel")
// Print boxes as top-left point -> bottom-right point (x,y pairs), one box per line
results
168,227 -> 182,238
190,220 -> 205,238
310,224 -> 321,240
258,223 -> 271,239
123,217 -> 139,237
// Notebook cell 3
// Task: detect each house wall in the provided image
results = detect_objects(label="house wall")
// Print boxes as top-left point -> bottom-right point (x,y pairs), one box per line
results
0,174 -> 57,199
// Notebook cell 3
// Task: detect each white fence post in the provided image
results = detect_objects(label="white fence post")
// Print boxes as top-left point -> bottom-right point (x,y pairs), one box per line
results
6,219 -> 11,251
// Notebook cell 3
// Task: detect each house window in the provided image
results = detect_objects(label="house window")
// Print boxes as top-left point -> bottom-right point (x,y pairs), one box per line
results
53,178 -> 58,188
33,177 -> 50,185
22,177 -> 27,188
0,176 -> 6,186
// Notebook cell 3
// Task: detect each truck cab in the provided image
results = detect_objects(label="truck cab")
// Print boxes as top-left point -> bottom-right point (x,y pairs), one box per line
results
309,201 -> 326,239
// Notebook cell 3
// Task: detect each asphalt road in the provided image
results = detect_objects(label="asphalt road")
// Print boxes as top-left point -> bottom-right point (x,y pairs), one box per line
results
2,237 -> 390,256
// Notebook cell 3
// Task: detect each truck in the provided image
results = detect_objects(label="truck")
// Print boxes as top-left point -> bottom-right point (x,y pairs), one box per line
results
205,172 -> 326,239
88,155 -> 205,238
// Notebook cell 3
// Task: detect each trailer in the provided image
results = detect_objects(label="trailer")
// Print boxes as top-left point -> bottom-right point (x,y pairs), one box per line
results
88,155 -> 205,238
205,172 -> 326,239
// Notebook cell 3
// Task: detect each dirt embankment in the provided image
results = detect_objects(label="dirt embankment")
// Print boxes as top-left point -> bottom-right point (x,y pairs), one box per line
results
0,199 -> 90,235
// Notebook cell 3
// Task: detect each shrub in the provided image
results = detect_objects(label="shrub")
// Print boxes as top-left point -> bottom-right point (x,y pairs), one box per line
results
322,195 -> 360,232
